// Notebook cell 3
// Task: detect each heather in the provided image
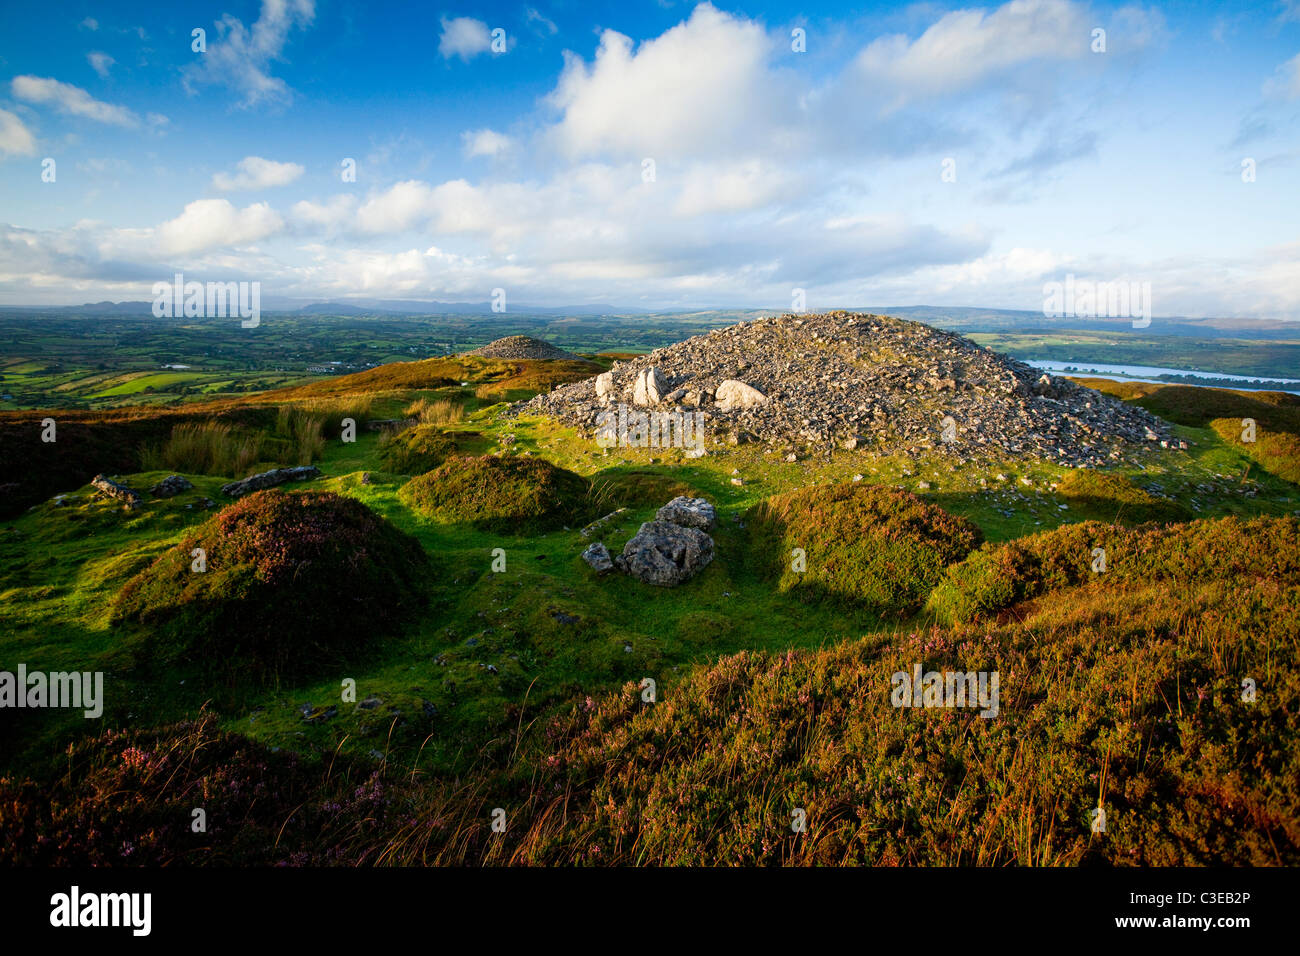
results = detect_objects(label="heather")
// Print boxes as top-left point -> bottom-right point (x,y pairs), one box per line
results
926,515 -> 1300,625
110,490 -> 428,679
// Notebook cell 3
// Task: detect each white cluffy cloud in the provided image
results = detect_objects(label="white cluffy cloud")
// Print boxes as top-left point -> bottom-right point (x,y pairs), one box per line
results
213,156 -> 305,191
1266,53 -> 1300,100
87,52 -> 115,78
154,199 -> 285,255
461,128 -> 513,158
0,109 -> 37,157
183,0 -> 316,107
548,3 -> 785,158
439,17 -> 493,60
11,75 -> 141,127
854,0 -> 1088,102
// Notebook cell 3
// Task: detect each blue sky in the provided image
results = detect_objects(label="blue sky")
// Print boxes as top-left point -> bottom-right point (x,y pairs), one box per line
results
0,0 -> 1298,316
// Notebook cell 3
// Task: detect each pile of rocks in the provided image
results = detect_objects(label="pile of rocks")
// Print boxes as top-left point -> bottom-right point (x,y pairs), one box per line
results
520,312 -> 1172,467
582,496 -> 715,587
468,335 -> 576,361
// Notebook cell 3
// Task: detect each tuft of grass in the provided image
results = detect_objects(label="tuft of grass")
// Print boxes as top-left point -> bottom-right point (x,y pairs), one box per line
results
377,423 -> 458,474
405,397 -> 466,425
585,469 -> 700,512
139,421 -> 265,477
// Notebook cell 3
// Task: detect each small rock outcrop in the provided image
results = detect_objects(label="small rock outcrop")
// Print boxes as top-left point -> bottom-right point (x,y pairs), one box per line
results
149,475 -> 194,498
632,367 -> 667,406
91,474 -> 142,509
619,520 -> 714,587
580,507 -> 628,538
220,465 -> 321,499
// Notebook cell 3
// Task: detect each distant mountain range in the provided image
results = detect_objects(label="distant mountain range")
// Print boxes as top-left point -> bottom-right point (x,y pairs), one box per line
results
1,299 -> 1297,338
0,298 -> 650,317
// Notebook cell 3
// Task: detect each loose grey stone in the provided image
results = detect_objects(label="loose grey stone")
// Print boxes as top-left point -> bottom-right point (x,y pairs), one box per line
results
581,541 -> 615,574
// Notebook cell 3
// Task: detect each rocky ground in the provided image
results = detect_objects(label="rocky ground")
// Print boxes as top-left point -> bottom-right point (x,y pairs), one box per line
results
518,311 -> 1174,466
467,335 -> 576,360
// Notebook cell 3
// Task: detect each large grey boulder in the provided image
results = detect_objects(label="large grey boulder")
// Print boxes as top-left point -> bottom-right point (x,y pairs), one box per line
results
714,379 -> 767,411
220,465 -> 321,498
655,496 -> 716,531
620,519 -> 714,586
595,371 -> 615,401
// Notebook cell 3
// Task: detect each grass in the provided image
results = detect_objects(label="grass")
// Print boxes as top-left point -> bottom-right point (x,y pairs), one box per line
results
9,513 -> 1296,866
1,350 -> 1297,866
405,396 -> 466,425
926,514 -> 1300,625
376,423 -> 459,474
1054,468 -> 1191,523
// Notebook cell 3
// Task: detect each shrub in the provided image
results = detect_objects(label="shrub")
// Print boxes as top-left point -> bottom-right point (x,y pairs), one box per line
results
377,424 -> 458,474
745,482 -> 983,618
400,455 -> 590,534
110,491 -> 428,679
922,540 -> 1041,625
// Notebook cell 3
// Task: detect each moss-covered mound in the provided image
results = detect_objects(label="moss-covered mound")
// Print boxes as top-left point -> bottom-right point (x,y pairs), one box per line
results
111,490 -> 428,678
927,514 -> 1300,624
1055,468 -> 1191,523
745,482 -> 983,618
377,424 -> 458,474
401,455 -> 590,534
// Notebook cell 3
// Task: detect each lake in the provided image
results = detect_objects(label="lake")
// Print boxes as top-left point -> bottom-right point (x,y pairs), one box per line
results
1027,360 -> 1300,393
